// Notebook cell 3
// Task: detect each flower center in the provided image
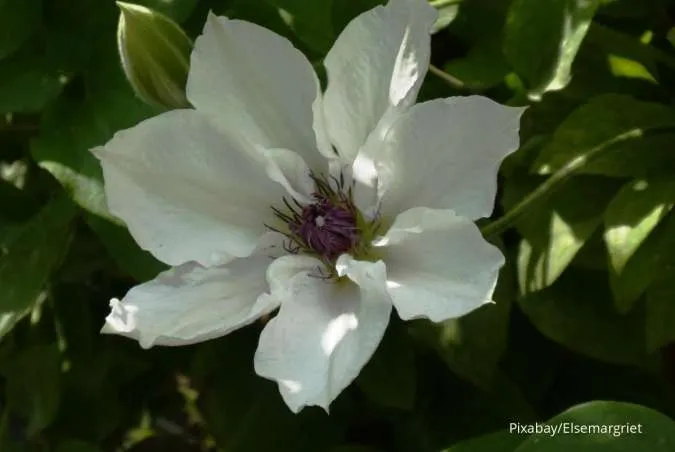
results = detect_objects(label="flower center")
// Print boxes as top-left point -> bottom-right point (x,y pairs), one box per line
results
268,174 -> 380,270
289,195 -> 358,260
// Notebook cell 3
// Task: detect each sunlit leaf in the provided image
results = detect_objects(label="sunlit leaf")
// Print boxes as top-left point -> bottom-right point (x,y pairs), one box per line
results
503,176 -> 620,294
504,0 -> 600,100
532,94 -> 675,177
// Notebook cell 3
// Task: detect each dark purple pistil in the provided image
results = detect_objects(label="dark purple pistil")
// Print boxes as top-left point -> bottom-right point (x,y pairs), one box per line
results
289,196 -> 358,260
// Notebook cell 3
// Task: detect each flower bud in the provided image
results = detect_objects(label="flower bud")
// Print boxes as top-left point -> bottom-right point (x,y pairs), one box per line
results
116,1 -> 192,109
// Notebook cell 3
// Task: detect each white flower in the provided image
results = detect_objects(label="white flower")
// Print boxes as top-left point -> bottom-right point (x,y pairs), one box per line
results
95,0 -> 524,412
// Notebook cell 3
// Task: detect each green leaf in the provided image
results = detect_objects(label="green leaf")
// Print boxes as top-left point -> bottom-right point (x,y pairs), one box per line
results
31,76 -> 155,221
29,48 -> 165,279
532,95 -> 675,177
42,0 -> 117,73
85,215 -> 166,281
410,259 -> 514,388
503,176 -> 620,294
604,178 -> 675,311
514,401 -> 675,451
609,210 -> 675,311
1,345 -> 62,436
0,196 -> 76,340
0,179 -> 39,222
266,0 -> 334,54
604,178 -> 675,274
192,329 -> 340,452
0,408 -> 17,452
518,269 -> 648,365
607,54 -> 657,83
0,0 -> 42,60
444,39 -> 509,91
330,446 -> 381,452
357,319 -> 416,410
56,441 -> 101,452
444,430 -> 524,452
0,49 -> 65,114
331,0 -> 384,33
645,274 -> 675,351
504,0 -> 600,100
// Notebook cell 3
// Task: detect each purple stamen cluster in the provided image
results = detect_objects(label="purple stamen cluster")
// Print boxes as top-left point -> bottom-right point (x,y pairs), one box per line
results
268,174 -> 360,262
289,196 -> 358,260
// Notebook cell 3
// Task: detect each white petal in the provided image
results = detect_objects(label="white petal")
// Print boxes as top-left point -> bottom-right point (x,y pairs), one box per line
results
254,255 -> 392,412
375,207 -> 504,322
101,257 -> 276,348
187,14 -> 326,173
95,109 -> 284,267
367,97 -> 524,221
322,0 -> 436,163
262,148 -> 314,204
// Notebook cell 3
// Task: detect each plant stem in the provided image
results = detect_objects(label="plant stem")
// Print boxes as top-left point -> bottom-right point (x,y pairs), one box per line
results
480,125 -> 675,239
428,64 -> 466,89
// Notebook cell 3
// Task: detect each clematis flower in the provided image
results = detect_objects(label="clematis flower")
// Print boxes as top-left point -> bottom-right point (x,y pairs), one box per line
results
95,0 -> 524,412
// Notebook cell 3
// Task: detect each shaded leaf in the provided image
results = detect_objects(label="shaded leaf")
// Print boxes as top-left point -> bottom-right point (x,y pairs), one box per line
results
30,53 -> 165,279
0,196 -> 76,339
532,94 -> 675,177
609,210 -> 675,311
0,49 -> 65,114
266,0 -> 334,53
645,274 -> 675,352
2,345 -> 61,436
331,0 -> 384,33
0,0 -> 42,59
86,215 -> 166,282
604,178 -> 675,274
504,0 -> 600,99
192,329 -> 340,452
604,178 -> 675,311
444,430 -> 523,452
56,441 -> 101,452
518,269 -> 648,365
357,319 -> 416,410
330,446 -> 381,452
410,259 -> 514,387
31,70 -> 156,221
444,39 -> 509,90
503,176 -> 620,294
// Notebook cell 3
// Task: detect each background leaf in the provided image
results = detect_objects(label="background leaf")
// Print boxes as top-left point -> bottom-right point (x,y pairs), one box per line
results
514,401 -> 675,451
1,345 -> 62,436
518,269 -> 649,365
0,196 -> 75,339
504,0 -> 600,99
0,0 -> 42,60
1,0 -> 675,450
532,95 -> 675,177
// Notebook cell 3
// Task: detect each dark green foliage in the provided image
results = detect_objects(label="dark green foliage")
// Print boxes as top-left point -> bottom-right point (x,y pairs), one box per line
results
1,0 -> 675,450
